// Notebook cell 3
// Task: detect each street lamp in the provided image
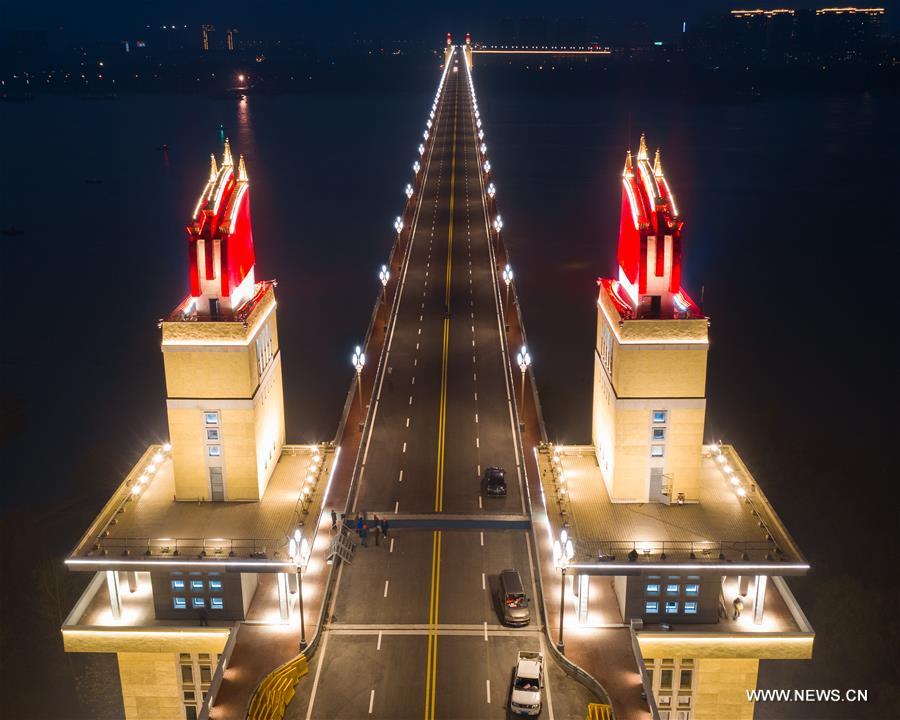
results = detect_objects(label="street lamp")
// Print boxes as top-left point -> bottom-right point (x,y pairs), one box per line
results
413,160 -> 421,175
352,345 -> 366,414
502,264 -> 513,314
405,183 -> 414,199
379,264 -> 390,326
552,529 -> 575,652
394,216 -> 404,235
493,214 -> 503,235
487,183 -> 496,199
418,144 -> 425,156
516,345 -> 531,417
289,527 -> 309,650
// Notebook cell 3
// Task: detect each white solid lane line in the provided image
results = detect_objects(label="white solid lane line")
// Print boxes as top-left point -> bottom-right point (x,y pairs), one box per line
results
384,580 -> 389,598
483,621 -> 488,641
482,572 -> 486,590
486,679 -> 491,703
368,689 -> 375,714
377,631 -> 382,650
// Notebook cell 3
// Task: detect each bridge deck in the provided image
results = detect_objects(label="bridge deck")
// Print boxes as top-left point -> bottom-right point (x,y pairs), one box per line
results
286,50 -> 602,720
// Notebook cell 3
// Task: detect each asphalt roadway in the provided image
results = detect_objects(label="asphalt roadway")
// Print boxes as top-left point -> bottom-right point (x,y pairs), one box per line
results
287,51 -> 599,720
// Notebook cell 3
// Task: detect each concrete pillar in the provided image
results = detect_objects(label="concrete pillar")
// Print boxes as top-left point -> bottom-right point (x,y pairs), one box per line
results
738,575 -> 750,597
106,570 -> 122,619
753,575 -> 768,625
126,571 -> 138,593
576,574 -> 590,623
277,572 -> 291,621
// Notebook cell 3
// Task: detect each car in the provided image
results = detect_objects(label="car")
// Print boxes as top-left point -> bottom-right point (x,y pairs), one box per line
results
497,568 -> 531,627
484,466 -> 507,497
509,651 -> 544,715
497,569 -> 531,626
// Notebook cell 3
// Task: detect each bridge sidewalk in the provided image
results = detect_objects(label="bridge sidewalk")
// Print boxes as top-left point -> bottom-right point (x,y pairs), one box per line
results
494,238 -> 652,720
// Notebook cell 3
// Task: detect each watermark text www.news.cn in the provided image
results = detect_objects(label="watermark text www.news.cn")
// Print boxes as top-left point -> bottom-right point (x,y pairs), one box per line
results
748,688 -> 869,703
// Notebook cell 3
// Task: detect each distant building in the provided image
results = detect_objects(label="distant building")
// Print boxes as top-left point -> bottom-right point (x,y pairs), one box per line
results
201,24 -> 215,52
226,28 -> 237,51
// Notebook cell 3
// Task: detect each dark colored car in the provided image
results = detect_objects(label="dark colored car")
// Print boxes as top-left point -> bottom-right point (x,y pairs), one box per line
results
484,467 -> 507,497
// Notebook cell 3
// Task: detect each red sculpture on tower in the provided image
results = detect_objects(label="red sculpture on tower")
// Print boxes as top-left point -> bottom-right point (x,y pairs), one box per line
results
184,139 -> 257,317
602,134 -> 700,320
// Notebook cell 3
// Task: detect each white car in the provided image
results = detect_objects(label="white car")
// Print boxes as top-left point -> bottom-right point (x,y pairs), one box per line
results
510,651 -> 544,715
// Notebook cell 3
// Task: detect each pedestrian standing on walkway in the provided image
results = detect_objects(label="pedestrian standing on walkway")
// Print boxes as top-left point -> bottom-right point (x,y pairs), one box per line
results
732,596 -> 744,620
357,514 -> 363,533
331,509 -> 337,530
361,523 -> 369,548
381,517 -> 390,538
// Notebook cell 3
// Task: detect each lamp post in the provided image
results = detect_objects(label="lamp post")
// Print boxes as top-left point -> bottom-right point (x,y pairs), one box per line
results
289,528 -> 309,650
516,345 -> 531,418
352,345 -> 366,414
553,529 -> 575,652
379,264 -> 390,327
492,214 -> 503,245
502,264 -> 513,315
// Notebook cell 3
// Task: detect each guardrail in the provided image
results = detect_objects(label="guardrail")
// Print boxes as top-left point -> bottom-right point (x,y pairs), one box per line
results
198,623 -> 241,720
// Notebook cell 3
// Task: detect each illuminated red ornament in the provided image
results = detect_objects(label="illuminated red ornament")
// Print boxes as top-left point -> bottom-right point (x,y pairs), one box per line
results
186,138 -> 257,315
608,133 -> 699,319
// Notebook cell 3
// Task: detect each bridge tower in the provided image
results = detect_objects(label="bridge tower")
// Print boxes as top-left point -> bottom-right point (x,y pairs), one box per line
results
464,32 -> 474,68
592,135 -> 708,503
160,139 -> 285,502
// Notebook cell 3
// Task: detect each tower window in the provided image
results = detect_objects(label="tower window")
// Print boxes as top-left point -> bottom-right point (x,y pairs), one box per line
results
684,602 -> 698,614
651,445 -> 665,458
665,601 -> 679,614
204,411 -> 219,426
192,597 -> 206,609
652,410 -> 668,424
210,597 -> 224,610
206,429 -> 219,441
173,597 -> 187,610
652,427 -> 666,441
208,445 -> 221,457
645,601 -> 659,614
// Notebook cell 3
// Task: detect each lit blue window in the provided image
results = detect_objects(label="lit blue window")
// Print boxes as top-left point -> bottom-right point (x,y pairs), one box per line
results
684,602 -> 698,614
192,597 -> 206,609
665,601 -> 679,614
206,429 -> 219,441
209,579 -> 223,591
204,411 -> 219,425
208,445 -> 221,457
191,580 -> 204,592
645,601 -> 659,614
685,584 -> 700,596
651,445 -> 665,458
173,597 -> 187,610
652,410 -> 668,424
210,597 -> 224,610
171,579 -> 185,591
645,583 -> 660,595
666,584 -> 680,595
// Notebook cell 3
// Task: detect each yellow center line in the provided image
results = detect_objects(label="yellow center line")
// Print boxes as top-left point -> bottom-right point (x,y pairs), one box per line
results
425,74 -> 457,720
